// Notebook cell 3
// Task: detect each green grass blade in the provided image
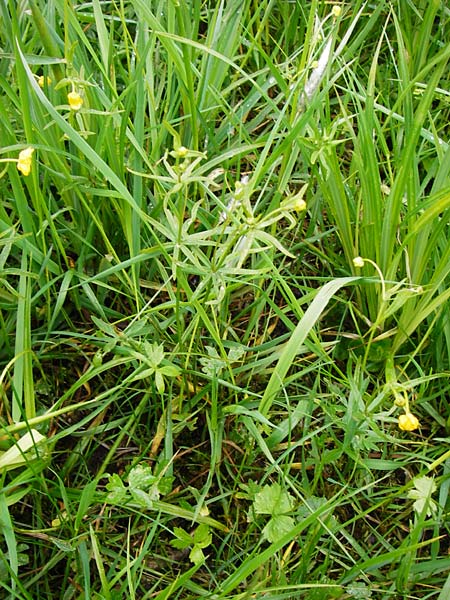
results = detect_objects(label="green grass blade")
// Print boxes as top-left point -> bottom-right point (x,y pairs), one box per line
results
0,492 -> 17,594
259,277 -> 362,417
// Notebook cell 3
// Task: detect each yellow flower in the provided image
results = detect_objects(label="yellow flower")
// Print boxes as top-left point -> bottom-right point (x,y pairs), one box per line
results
353,256 -> 365,268
38,75 -> 52,88
332,5 -> 342,18
17,147 -> 35,176
68,91 -> 83,110
398,412 -> 420,432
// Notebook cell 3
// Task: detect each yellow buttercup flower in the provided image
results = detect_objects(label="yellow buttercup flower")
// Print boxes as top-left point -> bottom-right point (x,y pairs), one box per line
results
398,412 -> 420,432
68,91 -> 83,110
17,147 -> 35,176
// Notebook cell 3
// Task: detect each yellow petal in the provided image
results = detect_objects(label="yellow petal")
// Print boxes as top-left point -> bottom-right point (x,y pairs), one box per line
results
17,147 -> 35,176
38,75 -> 52,88
68,91 -> 83,110
398,412 -> 420,431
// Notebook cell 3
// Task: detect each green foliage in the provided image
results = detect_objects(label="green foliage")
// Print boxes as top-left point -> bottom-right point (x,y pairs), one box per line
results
171,523 -> 212,565
0,0 -> 449,598
0,430 -> 48,474
105,463 -> 174,508
252,482 -> 296,544
407,475 -> 438,518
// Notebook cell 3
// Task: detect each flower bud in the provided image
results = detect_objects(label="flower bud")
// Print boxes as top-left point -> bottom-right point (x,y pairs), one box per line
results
398,412 -> 420,431
332,5 -> 342,18
353,256 -> 365,268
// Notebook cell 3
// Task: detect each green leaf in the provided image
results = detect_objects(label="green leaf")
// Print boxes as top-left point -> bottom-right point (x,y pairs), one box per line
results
200,346 -> 227,377
0,543 -> 29,581
253,483 -> 295,516
296,496 -> 328,519
129,488 -> 154,509
128,463 -> 156,491
132,367 -> 156,381
189,545 -> 205,565
145,342 -> 165,367
346,582 -> 372,599
171,527 -> 193,550
407,475 -> 437,517
105,474 -> 127,504
157,475 -> 174,496
227,345 -> 246,362
258,277 -> 363,417
159,364 -> 181,377
193,523 -> 212,548
0,430 -> 48,472
262,515 -> 295,543
155,370 -> 165,394
170,524 -> 211,562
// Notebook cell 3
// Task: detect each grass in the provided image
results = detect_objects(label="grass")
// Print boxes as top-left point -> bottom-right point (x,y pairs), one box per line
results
1,0 -> 450,598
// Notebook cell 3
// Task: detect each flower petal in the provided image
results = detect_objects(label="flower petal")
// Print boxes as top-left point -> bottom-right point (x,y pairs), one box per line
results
68,91 -> 83,110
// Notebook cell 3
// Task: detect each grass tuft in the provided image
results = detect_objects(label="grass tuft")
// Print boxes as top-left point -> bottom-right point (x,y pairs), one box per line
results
0,1 -> 449,598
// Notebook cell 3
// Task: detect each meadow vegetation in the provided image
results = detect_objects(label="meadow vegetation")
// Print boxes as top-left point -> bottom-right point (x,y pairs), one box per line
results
1,0 -> 450,598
